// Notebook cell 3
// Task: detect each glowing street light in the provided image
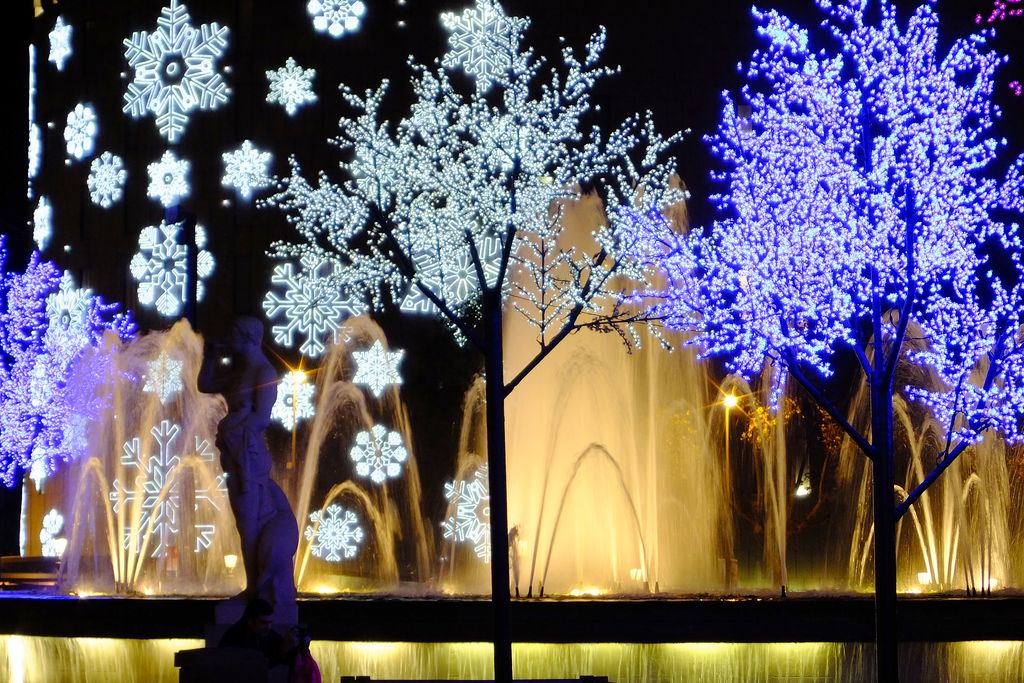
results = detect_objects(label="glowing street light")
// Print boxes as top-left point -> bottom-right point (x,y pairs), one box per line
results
722,393 -> 739,409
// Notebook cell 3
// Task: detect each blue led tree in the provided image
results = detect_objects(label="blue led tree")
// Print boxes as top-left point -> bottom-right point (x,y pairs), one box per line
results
264,1 -> 681,677
0,243 -> 135,488
636,1 -> 1024,679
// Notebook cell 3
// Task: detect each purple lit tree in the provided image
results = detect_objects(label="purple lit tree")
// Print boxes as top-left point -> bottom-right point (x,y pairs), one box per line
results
0,243 -> 135,488
264,1 -> 681,677
636,1 -> 1024,680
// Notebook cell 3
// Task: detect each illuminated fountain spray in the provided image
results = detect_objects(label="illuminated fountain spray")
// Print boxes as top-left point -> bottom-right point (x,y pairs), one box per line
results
59,320 -> 241,595
292,317 -> 432,593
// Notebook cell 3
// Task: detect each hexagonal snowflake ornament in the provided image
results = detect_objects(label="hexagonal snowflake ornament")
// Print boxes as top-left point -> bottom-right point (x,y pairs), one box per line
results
271,370 -> 316,431
350,424 -> 407,484
148,150 -> 190,207
267,57 -> 317,116
88,152 -> 127,208
33,196 -> 52,252
122,0 -> 231,144
64,103 -> 97,162
222,140 -> 273,200
352,340 -> 404,398
143,351 -> 184,405
440,0 -> 527,93
49,16 -> 73,72
109,421 -> 226,557
130,220 -> 214,317
263,254 -> 366,358
305,503 -> 364,561
40,509 -> 67,558
441,465 -> 490,563
307,0 -> 366,39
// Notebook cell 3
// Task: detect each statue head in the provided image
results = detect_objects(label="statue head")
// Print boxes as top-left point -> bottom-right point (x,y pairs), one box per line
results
230,315 -> 264,353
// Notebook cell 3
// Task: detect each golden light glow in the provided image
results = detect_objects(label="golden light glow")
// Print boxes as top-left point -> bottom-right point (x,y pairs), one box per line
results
223,554 -> 238,571
722,393 -> 739,409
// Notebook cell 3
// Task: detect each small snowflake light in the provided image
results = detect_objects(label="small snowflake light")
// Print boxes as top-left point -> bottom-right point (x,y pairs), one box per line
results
263,254 -> 366,358
352,340 -> 403,398
350,424 -> 407,484
123,0 -> 231,143
143,351 -> 184,405
307,0 -> 366,39
46,271 -> 90,339
39,509 -> 66,558
33,196 -> 52,251
441,465 -> 490,563
441,0 -> 527,93
222,140 -> 273,200
48,16 -> 72,71
266,57 -> 318,116
87,152 -> 127,208
130,220 -> 214,317
271,370 -> 316,430
64,103 -> 97,162
305,503 -> 364,561
147,150 -> 190,207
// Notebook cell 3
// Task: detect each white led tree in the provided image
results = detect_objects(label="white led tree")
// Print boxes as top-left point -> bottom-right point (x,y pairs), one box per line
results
263,1 -> 681,677
636,2 -> 1024,680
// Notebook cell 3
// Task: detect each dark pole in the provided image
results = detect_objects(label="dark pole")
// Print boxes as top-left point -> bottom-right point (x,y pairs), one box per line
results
482,291 -> 513,682
871,375 -> 898,682
164,205 -> 199,331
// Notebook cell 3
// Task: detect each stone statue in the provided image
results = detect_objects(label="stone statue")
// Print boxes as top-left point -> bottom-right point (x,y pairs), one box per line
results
200,316 -> 298,623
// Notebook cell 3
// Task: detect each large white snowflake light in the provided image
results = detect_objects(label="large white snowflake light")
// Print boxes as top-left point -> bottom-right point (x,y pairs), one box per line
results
304,503 -> 364,561
441,465 -> 490,563
39,509 -> 67,558
440,0 -> 527,93
263,254 -> 365,358
147,150 -> 190,207
122,0 -> 231,143
130,220 -> 214,317
87,152 -> 127,208
49,16 -> 72,72
33,196 -> 52,252
46,271 -> 90,342
307,0 -> 366,39
352,340 -> 404,398
350,424 -> 407,484
266,57 -> 317,116
271,370 -> 316,430
222,140 -> 273,200
143,351 -> 184,405
64,103 -> 97,162
109,421 -> 225,557
401,236 -> 501,315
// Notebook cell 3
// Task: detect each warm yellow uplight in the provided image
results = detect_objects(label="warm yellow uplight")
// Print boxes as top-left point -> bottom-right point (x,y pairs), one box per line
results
722,393 -> 739,409
223,554 -> 238,571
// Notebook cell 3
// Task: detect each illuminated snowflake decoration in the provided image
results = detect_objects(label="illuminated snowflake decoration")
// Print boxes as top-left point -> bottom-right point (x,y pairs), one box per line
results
441,465 -> 490,563
307,0 -> 366,39
401,237 -> 501,315
222,140 -> 273,200
271,370 -> 316,430
304,503 -> 364,561
48,16 -> 72,71
122,0 -> 231,143
39,509 -> 66,558
440,0 -> 527,93
87,152 -> 127,208
263,255 -> 365,358
350,424 -> 407,484
109,421 -> 225,557
143,351 -> 184,405
352,340 -> 404,398
46,271 -> 90,342
33,196 -> 52,252
266,57 -> 317,116
130,220 -> 214,317
64,103 -> 97,162
28,46 -> 40,197
147,150 -> 191,207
